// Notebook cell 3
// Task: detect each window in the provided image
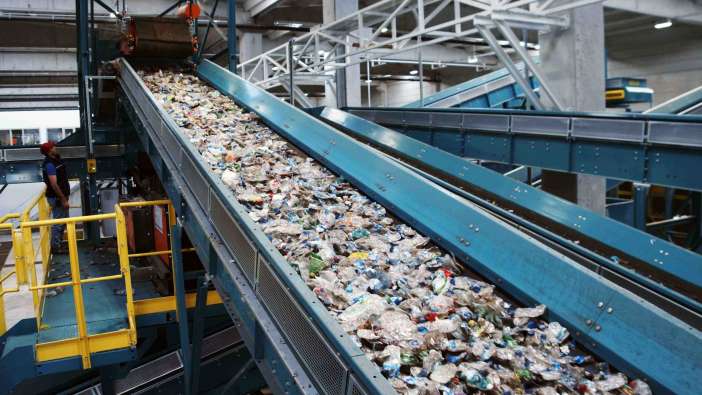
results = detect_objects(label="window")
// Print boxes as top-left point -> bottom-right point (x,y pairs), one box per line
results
0,130 -> 10,146
48,128 -> 64,142
22,129 -> 40,145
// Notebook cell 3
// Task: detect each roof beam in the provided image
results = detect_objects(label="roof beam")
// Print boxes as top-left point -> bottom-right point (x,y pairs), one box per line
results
244,0 -> 283,17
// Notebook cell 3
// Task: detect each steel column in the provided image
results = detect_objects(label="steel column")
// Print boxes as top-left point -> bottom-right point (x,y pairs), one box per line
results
633,183 -> 650,231
228,0 -> 237,72
172,222 -> 192,394
197,0 -> 221,61
288,39 -> 295,106
76,0 -> 99,242
189,276 -> 209,394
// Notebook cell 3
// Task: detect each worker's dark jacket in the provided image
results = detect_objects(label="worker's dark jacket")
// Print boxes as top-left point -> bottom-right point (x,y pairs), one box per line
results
42,156 -> 70,200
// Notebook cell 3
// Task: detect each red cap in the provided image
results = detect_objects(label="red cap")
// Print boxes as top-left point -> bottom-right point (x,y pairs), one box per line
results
40,141 -> 56,156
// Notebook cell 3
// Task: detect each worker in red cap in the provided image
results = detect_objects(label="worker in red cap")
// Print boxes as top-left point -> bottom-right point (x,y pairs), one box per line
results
40,141 -> 71,254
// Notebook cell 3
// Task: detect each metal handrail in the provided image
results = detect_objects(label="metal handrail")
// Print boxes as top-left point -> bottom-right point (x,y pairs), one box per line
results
3,193 -> 187,366
0,213 -> 21,335
19,187 -> 51,287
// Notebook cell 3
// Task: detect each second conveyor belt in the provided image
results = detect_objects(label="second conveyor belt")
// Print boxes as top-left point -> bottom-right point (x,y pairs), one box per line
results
118,59 -> 701,395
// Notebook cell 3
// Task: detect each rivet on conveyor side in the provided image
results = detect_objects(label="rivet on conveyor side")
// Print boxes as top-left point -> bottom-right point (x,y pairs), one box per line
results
586,319 -> 593,326
595,325 -> 602,332
597,301 -> 604,309
607,307 -> 613,314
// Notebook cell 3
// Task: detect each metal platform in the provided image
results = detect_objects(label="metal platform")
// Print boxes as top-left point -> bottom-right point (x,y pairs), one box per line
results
0,195 -> 232,394
38,241 -> 161,344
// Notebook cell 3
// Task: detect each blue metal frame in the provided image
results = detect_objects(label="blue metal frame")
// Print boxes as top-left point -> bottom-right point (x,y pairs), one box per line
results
314,107 -> 702,306
172,223 -> 193,394
196,61 -> 701,394
228,0 -> 237,72
345,107 -> 702,192
189,276 -> 209,394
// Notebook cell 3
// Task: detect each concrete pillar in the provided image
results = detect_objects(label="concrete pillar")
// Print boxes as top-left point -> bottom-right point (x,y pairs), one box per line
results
539,3 -> 607,214
323,0 -> 359,107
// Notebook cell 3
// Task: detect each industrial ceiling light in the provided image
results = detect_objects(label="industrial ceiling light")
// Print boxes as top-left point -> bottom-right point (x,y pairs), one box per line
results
381,27 -> 389,33
409,70 -> 418,75
467,55 -> 478,64
274,20 -> 304,28
654,19 -> 672,29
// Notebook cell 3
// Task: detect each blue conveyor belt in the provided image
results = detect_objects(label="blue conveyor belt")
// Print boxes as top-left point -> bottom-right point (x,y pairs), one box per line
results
118,59 -> 701,394
314,107 -> 702,308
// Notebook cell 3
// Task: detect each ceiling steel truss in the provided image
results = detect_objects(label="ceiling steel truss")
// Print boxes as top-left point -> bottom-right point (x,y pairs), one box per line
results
237,0 -> 602,96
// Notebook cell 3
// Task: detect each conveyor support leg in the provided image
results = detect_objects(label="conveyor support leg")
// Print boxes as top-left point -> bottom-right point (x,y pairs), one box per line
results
189,275 -> 209,394
172,222 -> 192,394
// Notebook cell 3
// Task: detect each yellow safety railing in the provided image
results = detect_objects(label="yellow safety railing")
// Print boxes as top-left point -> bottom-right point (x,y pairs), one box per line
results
21,206 -> 137,369
3,196 -> 223,366
19,187 -> 51,286
0,214 -> 21,335
118,200 -> 220,320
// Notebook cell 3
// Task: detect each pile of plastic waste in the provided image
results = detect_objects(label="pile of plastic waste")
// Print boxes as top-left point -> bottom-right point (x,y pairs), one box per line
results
141,69 -> 648,395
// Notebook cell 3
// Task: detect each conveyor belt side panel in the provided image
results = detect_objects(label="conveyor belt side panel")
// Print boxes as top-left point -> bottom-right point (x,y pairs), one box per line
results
346,107 -> 702,192
196,61 -> 701,394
